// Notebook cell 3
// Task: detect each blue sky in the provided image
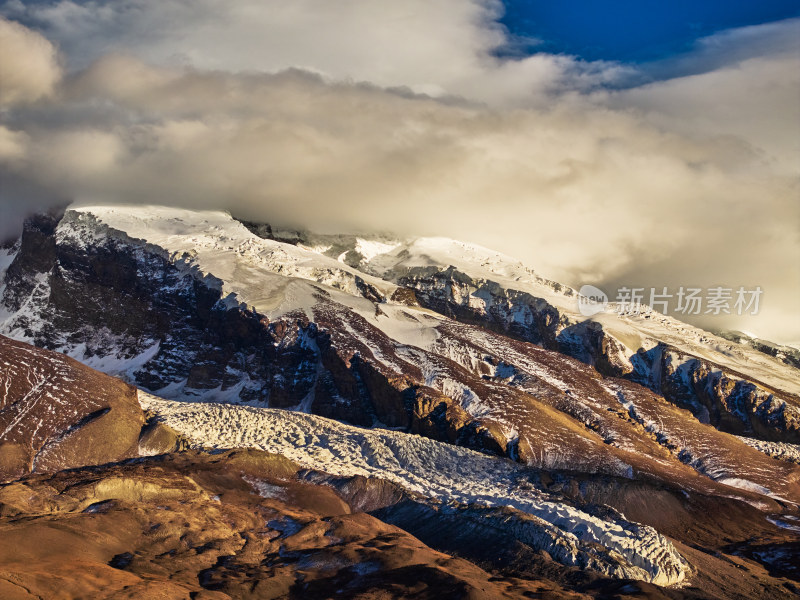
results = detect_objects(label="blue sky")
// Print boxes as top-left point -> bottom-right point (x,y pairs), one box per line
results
500,0 -> 800,62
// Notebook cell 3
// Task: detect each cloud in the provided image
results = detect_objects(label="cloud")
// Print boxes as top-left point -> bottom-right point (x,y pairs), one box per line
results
0,16 -> 61,106
643,17 -> 800,81
0,126 -> 28,163
606,19 -> 800,175
1,0 -> 631,106
0,11 -> 797,342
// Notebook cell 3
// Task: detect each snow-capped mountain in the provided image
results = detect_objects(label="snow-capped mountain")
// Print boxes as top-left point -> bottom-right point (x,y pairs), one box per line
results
1,203 -> 799,595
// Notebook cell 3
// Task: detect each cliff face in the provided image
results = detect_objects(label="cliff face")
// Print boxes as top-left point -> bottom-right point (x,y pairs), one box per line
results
388,267 -> 798,443
656,348 -> 800,443
3,209 -> 282,397
0,210 -> 506,456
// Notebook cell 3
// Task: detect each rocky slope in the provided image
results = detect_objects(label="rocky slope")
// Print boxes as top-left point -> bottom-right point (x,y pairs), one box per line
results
0,334 -> 144,481
241,220 -> 800,443
138,391 -> 692,586
0,450 -> 582,600
0,338 -> 689,593
2,424 -> 798,599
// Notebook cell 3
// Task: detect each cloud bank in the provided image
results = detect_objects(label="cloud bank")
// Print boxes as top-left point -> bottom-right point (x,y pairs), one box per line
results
0,15 -> 60,105
0,4 -> 797,342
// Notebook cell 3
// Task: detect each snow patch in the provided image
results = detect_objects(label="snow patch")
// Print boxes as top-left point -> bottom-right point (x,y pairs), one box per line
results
355,238 -> 400,262
243,475 -> 286,500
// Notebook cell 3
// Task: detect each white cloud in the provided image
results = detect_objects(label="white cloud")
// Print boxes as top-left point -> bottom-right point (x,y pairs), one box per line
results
0,16 -> 61,105
0,125 -> 28,163
1,0 -> 630,106
605,20 -> 800,175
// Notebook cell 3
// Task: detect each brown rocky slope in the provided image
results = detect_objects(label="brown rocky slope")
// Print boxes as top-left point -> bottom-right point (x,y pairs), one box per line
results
0,334 -> 144,481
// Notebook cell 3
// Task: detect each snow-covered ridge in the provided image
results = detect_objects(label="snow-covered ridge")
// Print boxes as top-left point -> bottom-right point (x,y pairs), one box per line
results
67,204 -> 798,398
138,390 -> 690,586
68,204 -> 396,316
3,203 -> 796,486
258,212 -> 800,397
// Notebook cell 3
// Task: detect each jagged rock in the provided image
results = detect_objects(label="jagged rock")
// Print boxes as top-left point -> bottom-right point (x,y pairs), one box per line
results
138,413 -> 190,455
398,267 -> 564,349
658,349 -> 800,443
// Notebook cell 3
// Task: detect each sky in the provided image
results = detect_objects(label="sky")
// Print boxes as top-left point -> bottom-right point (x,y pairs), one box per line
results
500,0 -> 800,62
0,1 -> 798,342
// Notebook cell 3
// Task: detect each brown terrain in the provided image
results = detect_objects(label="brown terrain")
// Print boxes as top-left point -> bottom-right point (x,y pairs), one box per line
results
0,335 -> 144,481
0,337 -> 797,598
0,447 -> 798,600
0,450 -> 577,600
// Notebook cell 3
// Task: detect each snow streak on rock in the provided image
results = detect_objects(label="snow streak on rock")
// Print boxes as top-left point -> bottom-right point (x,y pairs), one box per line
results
737,436 -> 800,465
